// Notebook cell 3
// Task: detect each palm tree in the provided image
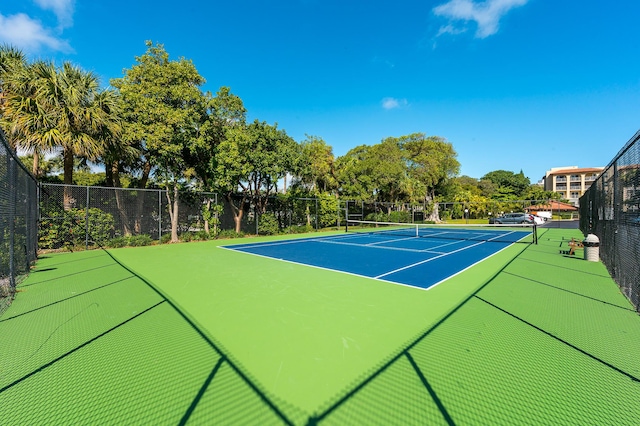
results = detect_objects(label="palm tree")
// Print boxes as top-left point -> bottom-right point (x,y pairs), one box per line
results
0,45 -> 28,152
2,60 -> 120,206
0,53 -> 53,176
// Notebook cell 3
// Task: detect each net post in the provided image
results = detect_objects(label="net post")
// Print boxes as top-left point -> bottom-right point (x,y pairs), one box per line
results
533,224 -> 538,245
344,209 -> 349,233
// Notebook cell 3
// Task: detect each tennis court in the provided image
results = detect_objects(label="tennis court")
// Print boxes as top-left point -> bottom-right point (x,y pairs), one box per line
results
224,222 -> 535,290
1,226 -> 640,424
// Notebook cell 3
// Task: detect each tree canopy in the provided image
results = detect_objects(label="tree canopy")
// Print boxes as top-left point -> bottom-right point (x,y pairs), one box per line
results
1,41 -> 567,237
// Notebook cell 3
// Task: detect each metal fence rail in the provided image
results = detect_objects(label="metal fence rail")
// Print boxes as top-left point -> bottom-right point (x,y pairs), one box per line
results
580,129 -> 640,311
39,184 -> 335,247
38,183 -> 569,252
0,130 -> 38,315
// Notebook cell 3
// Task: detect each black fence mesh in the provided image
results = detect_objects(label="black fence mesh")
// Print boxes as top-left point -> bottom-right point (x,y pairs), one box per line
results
38,186 -> 578,252
0,130 -> 38,315
343,199 -> 573,224
39,185 -> 342,248
580,129 -> 640,311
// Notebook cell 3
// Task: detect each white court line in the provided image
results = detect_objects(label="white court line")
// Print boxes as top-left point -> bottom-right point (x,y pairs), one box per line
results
222,232 -> 364,250
366,235 -> 417,246
375,240 -> 487,279
376,230 -> 522,279
218,245 -> 432,292
426,241 -> 523,291
316,238 -> 445,254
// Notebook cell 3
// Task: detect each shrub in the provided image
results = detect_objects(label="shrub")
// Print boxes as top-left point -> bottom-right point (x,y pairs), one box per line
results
160,234 -> 172,244
109,237 -> 128,248
193,230 -> 211,241
288,224 -> 313,234
128,234 -> 153,246
39,207 -> 114,250
258,212 -> 279,235
217,229 -> 244,239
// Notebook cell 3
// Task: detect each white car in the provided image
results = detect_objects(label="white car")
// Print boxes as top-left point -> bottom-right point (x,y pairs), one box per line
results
532,215 -> 545,225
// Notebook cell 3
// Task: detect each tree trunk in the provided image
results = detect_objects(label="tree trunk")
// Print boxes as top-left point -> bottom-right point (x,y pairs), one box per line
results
167,184 -> 179,243
425,191 -> 441,222
134,161 -> 151,234
63,148 -> 74,210
112,161 -> 132,236
105,162 -> 113,187
32,150 -> 40,178
204,199 -> 210,234
225,193 -> 245,234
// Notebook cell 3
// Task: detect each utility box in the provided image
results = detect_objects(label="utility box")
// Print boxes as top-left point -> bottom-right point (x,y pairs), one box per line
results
583,234 -> 600,262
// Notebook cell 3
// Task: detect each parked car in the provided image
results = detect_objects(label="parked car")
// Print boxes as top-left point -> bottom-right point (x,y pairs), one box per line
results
489,213 -> 535,224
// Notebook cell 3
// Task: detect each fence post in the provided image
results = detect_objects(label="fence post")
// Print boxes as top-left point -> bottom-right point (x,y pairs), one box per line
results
315,198 -> 318,231
158,189 -> 162,241
8,155 -> 16,288
85,185 -> 90,250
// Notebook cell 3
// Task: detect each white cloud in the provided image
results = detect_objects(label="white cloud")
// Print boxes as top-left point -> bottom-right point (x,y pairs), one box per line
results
0,13 -> 72,53
382,97 -> 408,110
433,0 -> 528,39
34,0 -> 75,28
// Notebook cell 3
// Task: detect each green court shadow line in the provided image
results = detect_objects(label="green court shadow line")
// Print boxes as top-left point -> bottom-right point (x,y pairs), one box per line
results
101,249 -> 299,426
0,276 -> 136,323
20,263 -> 118,287
38,194 -> 299,425
502,271 -> 636,312
405,352 -> 456,426
474,295 -> 640,383
515,257 -> 612,278
178,357 -> 225,426
30,252 -> 107,268
0,300 -> 166,394
311,242 -> 532,423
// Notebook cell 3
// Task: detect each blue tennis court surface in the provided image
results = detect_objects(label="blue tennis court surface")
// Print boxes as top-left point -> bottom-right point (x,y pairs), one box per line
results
223,228 -> 532,290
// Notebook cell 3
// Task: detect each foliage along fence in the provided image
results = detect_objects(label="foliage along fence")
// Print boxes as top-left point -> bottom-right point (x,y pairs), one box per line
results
39,184 -> 343,249
39,183 -> 570,252
345,199 -> 575,223
0,130 -> 39,315
579,129 -> 640,312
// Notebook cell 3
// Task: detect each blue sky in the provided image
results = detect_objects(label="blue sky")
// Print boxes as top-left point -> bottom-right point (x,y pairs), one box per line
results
2,1 -> 639,181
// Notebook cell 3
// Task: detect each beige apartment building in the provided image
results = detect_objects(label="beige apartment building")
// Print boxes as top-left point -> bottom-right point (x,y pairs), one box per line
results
543,166 -> 604,206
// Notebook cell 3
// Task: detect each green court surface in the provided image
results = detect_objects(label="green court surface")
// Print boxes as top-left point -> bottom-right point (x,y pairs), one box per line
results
1,228 -> 639,424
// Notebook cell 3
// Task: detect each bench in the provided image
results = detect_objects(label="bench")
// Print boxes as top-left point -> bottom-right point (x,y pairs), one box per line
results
560,238 -> 583,256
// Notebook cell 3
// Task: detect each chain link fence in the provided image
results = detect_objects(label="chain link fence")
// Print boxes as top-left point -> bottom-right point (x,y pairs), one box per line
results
580,129 -> 640,311
0,130 -> 39,315
343,199 -> 573,224
38,184 -> 576,252
38,184 -> 344,249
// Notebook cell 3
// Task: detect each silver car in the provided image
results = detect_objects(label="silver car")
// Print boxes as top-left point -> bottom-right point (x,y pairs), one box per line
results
489,213 -> 535,224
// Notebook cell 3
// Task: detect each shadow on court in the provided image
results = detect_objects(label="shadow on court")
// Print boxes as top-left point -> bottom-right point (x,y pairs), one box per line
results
1,228 -> 639,425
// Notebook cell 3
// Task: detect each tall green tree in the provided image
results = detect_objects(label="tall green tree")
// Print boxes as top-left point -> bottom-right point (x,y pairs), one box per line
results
189,86 -> 246,234
481,169 -> 531,200
2,59 -> 117,203
334,145 -> 376,201
111,41 -> 207,241
0,44 -> 26,121
214,119 -> 297,233
293,135 -> 336,193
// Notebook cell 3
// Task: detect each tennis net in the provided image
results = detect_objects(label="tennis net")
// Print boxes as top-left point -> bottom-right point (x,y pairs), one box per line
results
345,220 -> 538,244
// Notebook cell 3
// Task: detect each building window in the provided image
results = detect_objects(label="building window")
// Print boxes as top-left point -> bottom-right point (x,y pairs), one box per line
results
570,174 -> 581,182
556,176 -> 567,183
570,192 -> 580,199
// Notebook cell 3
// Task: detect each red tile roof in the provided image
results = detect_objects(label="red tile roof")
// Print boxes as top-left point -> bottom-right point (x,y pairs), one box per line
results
527,200 -> 578,211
